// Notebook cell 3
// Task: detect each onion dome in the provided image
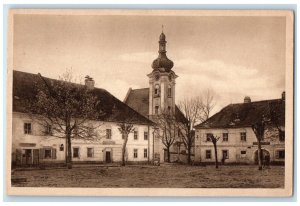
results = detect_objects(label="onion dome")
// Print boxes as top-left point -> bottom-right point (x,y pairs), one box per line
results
151,32 -> 174,72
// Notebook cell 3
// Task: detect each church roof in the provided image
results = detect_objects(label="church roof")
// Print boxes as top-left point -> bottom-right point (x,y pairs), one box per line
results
13,70 -> 155,125
195,99 -> 285,129
124,88 -> 187,123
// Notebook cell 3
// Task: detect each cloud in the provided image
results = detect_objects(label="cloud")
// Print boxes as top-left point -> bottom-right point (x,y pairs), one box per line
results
96,79 -> 140,102
174,58 -> 284,115
116,52 -> 157,64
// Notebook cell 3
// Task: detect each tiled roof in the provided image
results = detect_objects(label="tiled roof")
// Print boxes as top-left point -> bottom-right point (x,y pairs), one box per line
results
124,88 -> 187,123
13,70 -> 154,125
195,99 -> 285,129
124,88 -> 150,118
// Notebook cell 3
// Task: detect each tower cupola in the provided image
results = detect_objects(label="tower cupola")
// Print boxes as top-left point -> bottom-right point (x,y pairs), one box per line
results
151,29 -> 174,72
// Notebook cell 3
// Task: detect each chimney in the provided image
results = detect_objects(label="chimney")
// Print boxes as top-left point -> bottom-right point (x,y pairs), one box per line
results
85,75 -> 95,90
244,96 -> 251,103
282,91 -> 285,101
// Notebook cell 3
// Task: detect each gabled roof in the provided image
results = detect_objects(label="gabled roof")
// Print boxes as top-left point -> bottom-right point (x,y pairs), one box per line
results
13,70 -> 155,125
195,99 -> 285,129
124,88 -> 150,118
124,88 -> 188,123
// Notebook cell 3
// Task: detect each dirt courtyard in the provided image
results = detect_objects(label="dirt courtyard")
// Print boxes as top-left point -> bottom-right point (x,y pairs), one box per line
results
11,164 -> 285,188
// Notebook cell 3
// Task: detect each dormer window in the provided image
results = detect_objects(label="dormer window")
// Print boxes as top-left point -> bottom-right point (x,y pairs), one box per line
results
154,84 -> 160,96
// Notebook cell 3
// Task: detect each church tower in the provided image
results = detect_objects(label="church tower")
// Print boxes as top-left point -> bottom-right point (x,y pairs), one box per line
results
148,30 -> 178,117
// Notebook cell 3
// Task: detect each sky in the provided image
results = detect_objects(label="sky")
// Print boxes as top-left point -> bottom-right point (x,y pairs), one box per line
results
13,13 -> 286,114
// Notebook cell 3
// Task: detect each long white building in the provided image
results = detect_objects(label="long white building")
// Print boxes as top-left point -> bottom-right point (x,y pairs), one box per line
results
12,70 -> 155,166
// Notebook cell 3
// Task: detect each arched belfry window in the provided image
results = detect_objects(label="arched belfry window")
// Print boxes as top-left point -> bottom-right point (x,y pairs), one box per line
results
154,84 -> 160,96
167,85 -> 172,97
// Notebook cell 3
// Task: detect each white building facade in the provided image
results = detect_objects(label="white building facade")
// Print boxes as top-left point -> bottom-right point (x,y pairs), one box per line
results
12,70 -> 155,167
194,96 -> 285,165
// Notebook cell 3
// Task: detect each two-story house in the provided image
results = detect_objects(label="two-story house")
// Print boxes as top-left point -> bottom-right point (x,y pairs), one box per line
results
194,94 -> 285,165
12,70 -> 155,166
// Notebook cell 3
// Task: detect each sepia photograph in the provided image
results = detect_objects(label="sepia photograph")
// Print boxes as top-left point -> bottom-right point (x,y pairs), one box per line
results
6,9 -> 294,196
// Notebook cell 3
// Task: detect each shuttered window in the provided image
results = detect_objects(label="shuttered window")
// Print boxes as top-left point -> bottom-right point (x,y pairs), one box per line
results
73,148 -> 80,158
206,150 -> 211,159
240,132 -> 247,141
106,129 -> 112,139
24,123 -> 32,134
134,130 -> 138,140
87,148 -> 94,158
39,148 -> 56,159
134,149 -> 138,158
144,132 -> 148,140
276,150 -> 285,159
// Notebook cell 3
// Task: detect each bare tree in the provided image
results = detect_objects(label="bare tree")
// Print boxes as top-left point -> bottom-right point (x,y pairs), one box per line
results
208,134 -> 220,169
155,109 -> 179,162
118,122 -> 134,166
178,89 -> 215,164
252,117 -> 266,171
201,89 -> 216,122
25,71 -> 102,168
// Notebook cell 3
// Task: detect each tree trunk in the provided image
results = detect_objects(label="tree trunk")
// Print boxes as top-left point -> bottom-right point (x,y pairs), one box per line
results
187,145 -> 191,164
121,134 -> 128,166
67,133 -> 72,169
213,143 -> 218,169
167,147 -> 170,163
257,139 -> 262,170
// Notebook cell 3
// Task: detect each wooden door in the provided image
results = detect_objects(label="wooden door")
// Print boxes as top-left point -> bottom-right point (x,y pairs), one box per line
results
33,149 -> 39,165
105,151 -> 111,163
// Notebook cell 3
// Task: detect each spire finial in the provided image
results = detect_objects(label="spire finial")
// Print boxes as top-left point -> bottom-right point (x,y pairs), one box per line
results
162,25 -> 164,33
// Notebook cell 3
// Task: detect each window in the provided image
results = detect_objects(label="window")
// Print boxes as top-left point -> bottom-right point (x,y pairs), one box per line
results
144,149 -> 148,158
155,106 -> 159,115
144,132 -> 148,140
106,129 -> 112,139
222,150 -> 229,159
223,133 -> 228,142
241,151 -> 247,155
45,124 -> 52,135
133,149 -> 138,158
24,123 -> 32,134
279,130 -> 285,141
154,84 -> 160,96
73,148 -> 79,158
87,148 -> 94,158
276,150 -> 285,159
206,133 -> 213,141
206,150 -> 211,159
40,148 -> 56,159
167,85 -> 172,97
134,130 -> 138,140
240,132 -> 247,141
44,149 -> 52,159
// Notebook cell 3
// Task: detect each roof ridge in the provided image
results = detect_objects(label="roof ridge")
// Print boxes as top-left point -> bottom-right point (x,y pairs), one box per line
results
13,70 -> 155,125
131,87 -> 149,91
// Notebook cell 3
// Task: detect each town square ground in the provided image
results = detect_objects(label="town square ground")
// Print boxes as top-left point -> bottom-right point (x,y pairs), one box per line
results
12,164 -> 284,188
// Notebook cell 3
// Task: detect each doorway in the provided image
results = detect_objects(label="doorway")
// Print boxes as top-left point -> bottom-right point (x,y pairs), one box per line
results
105,151 -> 111,163
22,149 -> 32,166
254,149 -> 270,164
